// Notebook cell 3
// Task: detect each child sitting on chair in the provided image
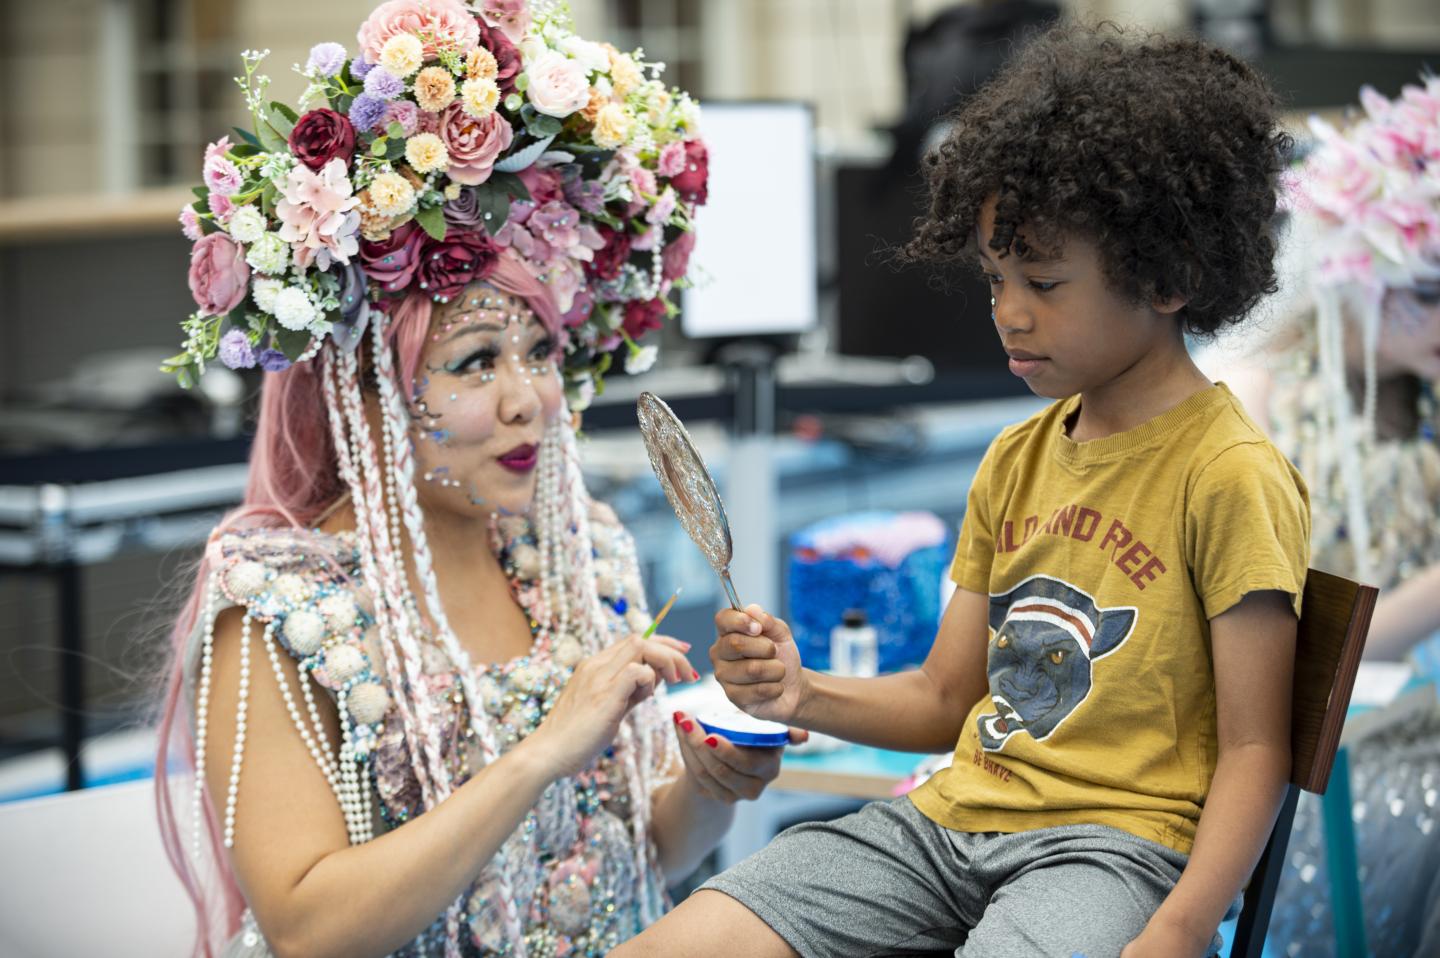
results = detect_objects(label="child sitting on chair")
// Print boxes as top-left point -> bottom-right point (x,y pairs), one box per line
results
615,22 -> 1310,958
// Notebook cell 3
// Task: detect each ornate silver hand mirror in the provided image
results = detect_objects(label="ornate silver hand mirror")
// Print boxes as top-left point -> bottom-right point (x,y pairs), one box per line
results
636,391 -> 742,610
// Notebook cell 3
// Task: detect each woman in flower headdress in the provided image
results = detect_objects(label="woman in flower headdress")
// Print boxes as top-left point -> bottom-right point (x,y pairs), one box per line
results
154,4 -> 793,956
1214,77 -> 1440,956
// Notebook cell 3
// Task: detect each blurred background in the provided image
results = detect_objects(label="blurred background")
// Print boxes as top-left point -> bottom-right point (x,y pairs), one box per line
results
0,0 -> 1436,937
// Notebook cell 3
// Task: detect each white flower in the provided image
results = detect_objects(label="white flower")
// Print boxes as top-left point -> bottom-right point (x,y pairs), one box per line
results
559,36 -> 608,73
518,36 -> 548,66
227,205 -> 266,244
272,286 -> 317,330
625,344 -> 658,374
460,77 -> 500,118
252,277 -> 285,313
246,232 -> 289,274
379,33 -> 423,78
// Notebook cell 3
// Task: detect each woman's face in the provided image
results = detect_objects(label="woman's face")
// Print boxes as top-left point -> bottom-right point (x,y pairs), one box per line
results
406,283 -> 565,519
1376,281 -> 1440,380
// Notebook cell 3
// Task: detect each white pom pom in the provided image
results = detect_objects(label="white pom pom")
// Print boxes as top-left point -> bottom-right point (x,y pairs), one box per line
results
272,573 -> 309,604
282,609 -> 326,655
224,560 -> 267,598
592,558 -> 618,597
325,644 -> 367,685
317,593 -> 358,633
347,682 -> 390,724
511,543 -> 540,579
498,515 -> 528,540
553,638 -> 583,667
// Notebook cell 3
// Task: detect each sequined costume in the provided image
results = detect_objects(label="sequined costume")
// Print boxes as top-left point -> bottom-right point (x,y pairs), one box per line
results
185,502 -> 680,958
1264,323 -> 1440,957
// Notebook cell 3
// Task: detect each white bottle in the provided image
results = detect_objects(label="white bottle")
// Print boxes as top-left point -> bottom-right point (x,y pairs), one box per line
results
831,609 -> 878,677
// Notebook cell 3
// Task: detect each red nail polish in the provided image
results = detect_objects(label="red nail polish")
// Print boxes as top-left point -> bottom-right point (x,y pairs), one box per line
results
672,711 -> 683,723
705,736 -> 719,749
681,721 -> 694,733
691,670 -> 700,681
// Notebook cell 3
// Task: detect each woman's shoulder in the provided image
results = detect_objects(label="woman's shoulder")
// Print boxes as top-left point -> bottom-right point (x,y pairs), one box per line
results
208,525 -> 365,617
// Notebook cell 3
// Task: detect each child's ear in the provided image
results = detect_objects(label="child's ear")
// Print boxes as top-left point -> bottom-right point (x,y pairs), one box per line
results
1152,294 -> 1188,316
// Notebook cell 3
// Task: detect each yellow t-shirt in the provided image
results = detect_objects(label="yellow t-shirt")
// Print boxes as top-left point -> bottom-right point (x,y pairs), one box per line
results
909,383 -> 1310,854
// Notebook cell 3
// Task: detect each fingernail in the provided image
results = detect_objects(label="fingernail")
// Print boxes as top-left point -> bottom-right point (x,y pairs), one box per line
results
672,711 -> 683,723
705,736 -> 719,749
678,641 -> 692,651
749,622 -> 761,634
691,669 -> 701,681
681,721 -> 694,733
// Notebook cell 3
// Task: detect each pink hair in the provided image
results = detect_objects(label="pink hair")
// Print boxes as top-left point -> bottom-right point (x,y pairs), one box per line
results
154,258 -> 559,956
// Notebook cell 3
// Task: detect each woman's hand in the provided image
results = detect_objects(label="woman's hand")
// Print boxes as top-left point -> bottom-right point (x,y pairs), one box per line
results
527,634 -> 697,780
711,604 -> 806,724
670,710 -> 808,803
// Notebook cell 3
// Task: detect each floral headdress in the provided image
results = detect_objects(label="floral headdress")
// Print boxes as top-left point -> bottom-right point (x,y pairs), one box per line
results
166,0 -> 707,410
1289,75 -> 1440,292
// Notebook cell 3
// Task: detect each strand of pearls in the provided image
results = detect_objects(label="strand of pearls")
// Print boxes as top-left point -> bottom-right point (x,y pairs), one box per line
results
336,691 -> 374,845
222,614 -> 253,848
192,577 -> 219,860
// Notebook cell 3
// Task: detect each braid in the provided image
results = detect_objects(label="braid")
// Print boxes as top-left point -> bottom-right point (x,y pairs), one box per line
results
370,314 -> 529,957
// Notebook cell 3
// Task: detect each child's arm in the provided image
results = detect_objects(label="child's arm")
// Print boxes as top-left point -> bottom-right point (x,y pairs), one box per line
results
710,589 -> 991,753
1123,589 -> 1296,958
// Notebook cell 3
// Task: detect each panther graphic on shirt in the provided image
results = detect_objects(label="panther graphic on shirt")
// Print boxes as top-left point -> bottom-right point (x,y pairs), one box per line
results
978,575 -> 1137,751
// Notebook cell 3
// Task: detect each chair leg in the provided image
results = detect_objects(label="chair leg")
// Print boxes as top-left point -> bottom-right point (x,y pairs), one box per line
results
1230,785 -> 1301,958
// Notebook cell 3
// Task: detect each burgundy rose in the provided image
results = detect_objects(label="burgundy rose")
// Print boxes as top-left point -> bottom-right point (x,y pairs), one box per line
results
360,221 -> 426,293
622,297 -> 666,339
288,108 -> 357,171
187,233 -> 250,316
661,230 -> 696,281
668,140 -> 709,205
586,225 -> 631,281
418,231 -> 500,302
475,20 -> 521,94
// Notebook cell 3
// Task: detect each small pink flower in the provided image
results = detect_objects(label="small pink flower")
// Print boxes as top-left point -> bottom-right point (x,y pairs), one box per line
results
384,99 -> 420,137
204,136 -> 232,166
208,192 -> 236,224
204,154 -> 244,197
356,0 -> 479,63
525,50 -> 590,118
661,229 -> 695,281
646,186 -> 677,226
656,141 -> 685,178
275,157 -> 361,269
178,205 -> 202,241
188,233 -> 251,316
478,0 -> 530,44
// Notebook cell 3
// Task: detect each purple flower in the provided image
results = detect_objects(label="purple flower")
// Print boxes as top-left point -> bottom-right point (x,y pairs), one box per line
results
217,329 -> 257,369
363,67 -> 404,101
348,93 -> 387,133
329,259 -> 371,352
384,100 -> 419,137
442,187 -> 485,230
350,57 -> 375,80
257,348 -> 293,372
563,174 -> 606,216
307,42 -> 348,78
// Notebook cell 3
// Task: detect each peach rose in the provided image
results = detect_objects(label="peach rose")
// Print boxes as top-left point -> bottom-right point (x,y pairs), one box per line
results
356,0 -> 478,63
439,102 -> 513,185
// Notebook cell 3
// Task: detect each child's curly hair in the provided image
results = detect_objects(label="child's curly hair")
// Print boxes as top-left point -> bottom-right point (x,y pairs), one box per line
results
901,22 -> 1293,337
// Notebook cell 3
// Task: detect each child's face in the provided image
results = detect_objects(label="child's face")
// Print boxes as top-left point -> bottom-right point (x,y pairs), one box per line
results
406,283 -> 566,520
975,196 -> 1183,400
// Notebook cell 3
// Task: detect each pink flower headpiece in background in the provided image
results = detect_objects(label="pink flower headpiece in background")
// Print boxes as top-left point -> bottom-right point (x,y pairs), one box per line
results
169,0 -> 708,409
1289,75 -> 1440,292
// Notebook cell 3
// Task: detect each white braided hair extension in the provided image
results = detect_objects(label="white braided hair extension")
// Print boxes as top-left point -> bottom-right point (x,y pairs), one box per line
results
369,312 -> 529,957
1315,286 -> 1377,583
545,420 -> 664,923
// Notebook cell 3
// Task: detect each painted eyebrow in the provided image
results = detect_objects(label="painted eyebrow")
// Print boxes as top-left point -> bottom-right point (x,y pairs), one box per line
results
441,315 -> 546,343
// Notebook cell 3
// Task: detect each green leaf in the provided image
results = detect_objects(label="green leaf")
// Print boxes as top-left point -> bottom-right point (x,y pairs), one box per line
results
334,93 -> 355,115
385,137 -> 407,161
198,216 -> 219,235
261,181 -> 278,217
257,119 -> 288,153
415,204 -> 447,241
192,185 -> 211,201
527,113 -> 562,138
370,136 -> 388,157
229,143 -> 261,158
232,126 -> 262,148
270,101 -> 299,125
488,171 -> 531,203
273,326 -> 313,361
267,103 -> 298,142
474,183 -> 511,236
386,121 -> 405,139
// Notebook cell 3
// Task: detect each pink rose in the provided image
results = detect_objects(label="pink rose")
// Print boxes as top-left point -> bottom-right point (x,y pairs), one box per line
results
478,0 -> 530,44
356,0 -> 479,62
440,103 -> 513,185
188,233 -> 251,316
661,230 -> 695,281
525,50 -> 591,119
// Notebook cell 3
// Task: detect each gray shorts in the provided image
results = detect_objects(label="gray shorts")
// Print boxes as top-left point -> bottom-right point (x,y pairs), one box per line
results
701,797 -> 1224,958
